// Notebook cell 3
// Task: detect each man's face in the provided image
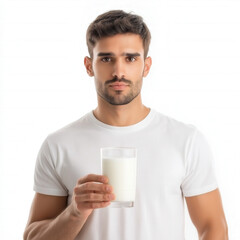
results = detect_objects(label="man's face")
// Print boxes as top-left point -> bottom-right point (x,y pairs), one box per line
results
85,33 -> 151,105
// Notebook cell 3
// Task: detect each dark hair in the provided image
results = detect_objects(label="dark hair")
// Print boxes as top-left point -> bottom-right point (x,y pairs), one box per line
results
86,10 -> 151,59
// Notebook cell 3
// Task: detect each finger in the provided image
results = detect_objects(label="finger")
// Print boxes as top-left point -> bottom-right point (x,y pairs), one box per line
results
75,193 -> 115,202
74,183 -> 113,194
79,201 -> 111,210
78,174 -> 108,185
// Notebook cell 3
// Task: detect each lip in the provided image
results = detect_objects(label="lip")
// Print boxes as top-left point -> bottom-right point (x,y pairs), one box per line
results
109,82 -> 129,90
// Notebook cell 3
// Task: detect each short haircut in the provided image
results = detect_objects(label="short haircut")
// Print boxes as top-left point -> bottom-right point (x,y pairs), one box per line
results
86,10 -> 151,59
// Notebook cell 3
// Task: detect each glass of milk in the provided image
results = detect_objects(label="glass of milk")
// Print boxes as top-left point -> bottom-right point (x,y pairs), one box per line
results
101,147 -> 137,208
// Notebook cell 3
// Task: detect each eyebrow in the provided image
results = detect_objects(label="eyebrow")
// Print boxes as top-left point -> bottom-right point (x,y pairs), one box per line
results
97,52 -> 141,57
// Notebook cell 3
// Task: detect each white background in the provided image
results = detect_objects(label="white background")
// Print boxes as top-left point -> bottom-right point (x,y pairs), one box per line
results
0,0 -> 240,239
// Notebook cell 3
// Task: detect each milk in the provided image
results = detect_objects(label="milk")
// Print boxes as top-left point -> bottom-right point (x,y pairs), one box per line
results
102,157 -> 137,202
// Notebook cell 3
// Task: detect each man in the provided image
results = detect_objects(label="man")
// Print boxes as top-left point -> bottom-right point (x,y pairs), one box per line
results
24,10 -> 228,240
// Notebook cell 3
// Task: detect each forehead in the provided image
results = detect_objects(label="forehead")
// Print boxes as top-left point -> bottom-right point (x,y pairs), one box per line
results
92,33 -> 144,57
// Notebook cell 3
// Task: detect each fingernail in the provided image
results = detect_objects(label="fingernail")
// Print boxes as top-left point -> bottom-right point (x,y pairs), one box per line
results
111,194 -> 115,200
103,176 -> 108,182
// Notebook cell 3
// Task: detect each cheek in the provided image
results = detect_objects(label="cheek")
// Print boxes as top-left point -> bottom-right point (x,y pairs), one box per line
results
93,63 -> 111,77
127,63 -> 144,76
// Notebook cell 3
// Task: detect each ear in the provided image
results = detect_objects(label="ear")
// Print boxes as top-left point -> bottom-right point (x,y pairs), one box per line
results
84,56 -> 94,77
143,56 -> 152,77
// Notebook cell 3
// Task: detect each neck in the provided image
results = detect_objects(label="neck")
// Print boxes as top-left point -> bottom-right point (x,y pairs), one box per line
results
93,94 -> 150,126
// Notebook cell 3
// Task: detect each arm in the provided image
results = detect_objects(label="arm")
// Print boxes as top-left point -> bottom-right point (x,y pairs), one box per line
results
23,193 -> 84,240
185,188 -> 228,240
24,174 -> 115,240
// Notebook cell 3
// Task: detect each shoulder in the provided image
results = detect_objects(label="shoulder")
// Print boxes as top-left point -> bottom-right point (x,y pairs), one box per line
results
152,109 -> 198,138
44,111 -> 92,147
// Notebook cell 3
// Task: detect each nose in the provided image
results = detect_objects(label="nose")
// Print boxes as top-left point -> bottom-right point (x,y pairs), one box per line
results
112,59 -> 125,79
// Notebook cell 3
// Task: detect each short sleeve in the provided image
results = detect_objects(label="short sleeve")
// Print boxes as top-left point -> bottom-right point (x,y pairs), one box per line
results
181,129 -> 218,197
33,137 -> 68,196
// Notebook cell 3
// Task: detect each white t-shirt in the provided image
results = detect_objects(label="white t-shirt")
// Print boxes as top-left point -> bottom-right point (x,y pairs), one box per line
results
34,109 -> 218,240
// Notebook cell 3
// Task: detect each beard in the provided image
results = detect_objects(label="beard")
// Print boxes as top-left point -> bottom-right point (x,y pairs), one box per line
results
95,76 -> 143,105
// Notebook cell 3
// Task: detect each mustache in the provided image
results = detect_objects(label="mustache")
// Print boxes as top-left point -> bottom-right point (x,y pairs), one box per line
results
105,76 -> 132,85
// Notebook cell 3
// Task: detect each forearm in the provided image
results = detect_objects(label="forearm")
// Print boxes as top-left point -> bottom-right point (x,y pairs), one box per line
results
24,205 -> 89,240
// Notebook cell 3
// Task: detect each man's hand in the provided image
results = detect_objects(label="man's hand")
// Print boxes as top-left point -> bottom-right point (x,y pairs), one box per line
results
23,174 -> 115,240
70,174 -> 115,218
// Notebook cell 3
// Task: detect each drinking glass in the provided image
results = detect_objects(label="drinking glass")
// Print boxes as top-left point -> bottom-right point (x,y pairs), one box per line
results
101,147 -> 137,208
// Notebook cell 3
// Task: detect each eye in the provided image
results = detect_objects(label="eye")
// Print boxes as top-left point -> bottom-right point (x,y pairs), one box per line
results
101,57 -> 112,62
126,56 -> 136,62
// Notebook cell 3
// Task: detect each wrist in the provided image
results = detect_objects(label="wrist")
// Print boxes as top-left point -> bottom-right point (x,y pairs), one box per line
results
67,203 -> 91,221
